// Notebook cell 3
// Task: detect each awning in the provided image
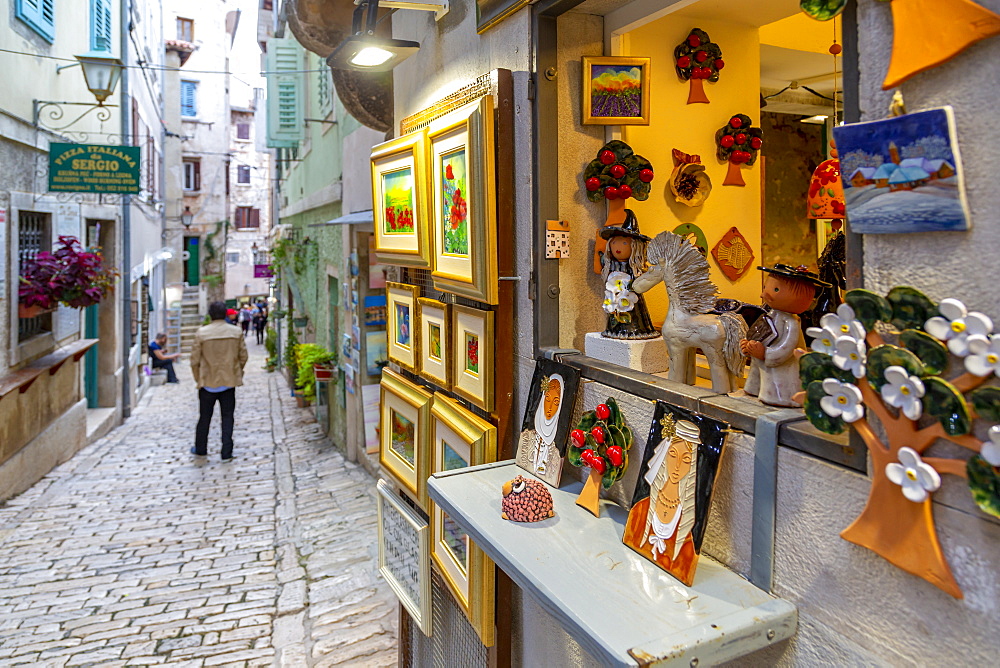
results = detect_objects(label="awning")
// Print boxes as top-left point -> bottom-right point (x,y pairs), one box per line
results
308,210 -> 374,227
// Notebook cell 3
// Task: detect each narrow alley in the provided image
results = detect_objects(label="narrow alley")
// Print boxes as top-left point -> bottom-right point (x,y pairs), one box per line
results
0,346 -> 397,667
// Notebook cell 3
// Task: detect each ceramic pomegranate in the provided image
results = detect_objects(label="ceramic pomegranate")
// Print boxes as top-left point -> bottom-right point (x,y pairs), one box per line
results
501,475 -> 555,523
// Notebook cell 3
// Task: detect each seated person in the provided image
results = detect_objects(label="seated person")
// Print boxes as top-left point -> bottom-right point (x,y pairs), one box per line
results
148,333 -> 180,384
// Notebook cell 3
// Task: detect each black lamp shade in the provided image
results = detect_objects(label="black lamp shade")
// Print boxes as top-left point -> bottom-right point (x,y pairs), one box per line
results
327,35 -> 420,73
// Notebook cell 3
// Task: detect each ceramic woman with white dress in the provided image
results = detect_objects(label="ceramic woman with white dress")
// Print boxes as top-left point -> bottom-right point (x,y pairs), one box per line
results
515,359 -> 581,488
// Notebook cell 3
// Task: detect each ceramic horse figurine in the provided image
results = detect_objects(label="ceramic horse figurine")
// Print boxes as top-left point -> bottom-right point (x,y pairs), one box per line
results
632,231 -> 747,393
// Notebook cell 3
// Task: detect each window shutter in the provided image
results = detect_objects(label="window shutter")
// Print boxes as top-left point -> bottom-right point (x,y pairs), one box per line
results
265,39 -> 303,148
250,208 -> 260,229
181,81 -> 197,117
193,161 -> 201,191
91,0 -> 112,52
17,0 -> 56,42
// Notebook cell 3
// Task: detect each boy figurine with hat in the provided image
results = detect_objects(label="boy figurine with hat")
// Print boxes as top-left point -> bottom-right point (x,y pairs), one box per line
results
740,264 -> 830,406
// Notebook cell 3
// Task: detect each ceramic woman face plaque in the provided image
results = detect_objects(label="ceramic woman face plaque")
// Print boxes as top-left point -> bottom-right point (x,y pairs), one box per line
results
514,358 -> 581,487
622,402 -> 728,586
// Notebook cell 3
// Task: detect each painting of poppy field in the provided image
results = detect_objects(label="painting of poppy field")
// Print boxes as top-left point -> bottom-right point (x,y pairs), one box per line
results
382,168 -> 415,235
441,150 -> 469,256
589,65 -> 644,119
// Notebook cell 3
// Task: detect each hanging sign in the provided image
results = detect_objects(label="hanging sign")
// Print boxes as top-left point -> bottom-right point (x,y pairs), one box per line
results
48,143 -> 141,194
253,264 -> 274,278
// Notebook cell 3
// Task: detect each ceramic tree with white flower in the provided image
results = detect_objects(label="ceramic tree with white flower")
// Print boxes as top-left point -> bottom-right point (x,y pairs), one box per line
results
799,287 -> 1000,598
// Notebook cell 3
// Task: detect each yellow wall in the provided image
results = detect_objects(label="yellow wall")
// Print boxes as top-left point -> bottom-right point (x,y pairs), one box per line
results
624,17 -> 763,320
759,13 -> 841,54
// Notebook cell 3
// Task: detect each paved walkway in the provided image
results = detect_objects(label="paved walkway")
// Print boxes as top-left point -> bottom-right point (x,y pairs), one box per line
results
0,343 -> 397,667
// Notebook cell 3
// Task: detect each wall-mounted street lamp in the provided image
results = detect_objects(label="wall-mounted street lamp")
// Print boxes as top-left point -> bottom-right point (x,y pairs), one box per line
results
34,52 -> 125,132
327,0 -> 447,73
181,206 -> 194,229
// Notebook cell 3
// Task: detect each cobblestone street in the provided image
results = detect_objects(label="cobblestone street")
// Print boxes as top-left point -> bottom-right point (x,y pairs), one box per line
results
0,345 -> 397,667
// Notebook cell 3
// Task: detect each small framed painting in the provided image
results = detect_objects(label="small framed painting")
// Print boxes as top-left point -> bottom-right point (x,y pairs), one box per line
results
582,56 -> 651,126
371,131 -> 431,267
430,393 -> 497,647
386,281 -> 420,373
380,368 -> 433,510
450,304 -> 494,412
514,358 -> 582,488
427,96 -> 499,304
376,479 -> 432,636
417,297 -> 451,389
622,402 -> 729,586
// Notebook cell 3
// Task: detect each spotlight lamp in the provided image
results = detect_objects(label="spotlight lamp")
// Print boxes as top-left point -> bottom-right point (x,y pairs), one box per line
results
328,0 -> 446,72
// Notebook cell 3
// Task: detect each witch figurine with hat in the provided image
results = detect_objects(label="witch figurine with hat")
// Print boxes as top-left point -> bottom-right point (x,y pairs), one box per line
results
584,141 -> 660,340
740,263 -> 831,407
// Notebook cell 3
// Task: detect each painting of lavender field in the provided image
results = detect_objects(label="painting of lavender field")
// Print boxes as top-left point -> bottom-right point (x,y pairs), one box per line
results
589,65 -> 644,119
833,107 -> 969,233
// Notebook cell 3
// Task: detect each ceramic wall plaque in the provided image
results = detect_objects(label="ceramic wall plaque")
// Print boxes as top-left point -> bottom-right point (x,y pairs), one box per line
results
833,107 -> 969,233
514,358 -> 582,487
623,402 -> 729,586
715,114 -> 762,187
711,226 -> 755,282
673,28 -> 723,104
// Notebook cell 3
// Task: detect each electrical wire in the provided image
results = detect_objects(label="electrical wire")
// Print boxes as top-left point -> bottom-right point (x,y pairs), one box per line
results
0,46 -> 326,76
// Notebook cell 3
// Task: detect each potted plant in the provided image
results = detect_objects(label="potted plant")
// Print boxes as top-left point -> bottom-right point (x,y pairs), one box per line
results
295,343 -> 338,404
18,236 -> 117,317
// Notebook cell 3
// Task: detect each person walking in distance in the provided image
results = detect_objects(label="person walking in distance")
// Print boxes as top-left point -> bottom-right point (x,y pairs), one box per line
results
253,305 -> 268,345
190,301 -> 248,461
238,304 -> 252,338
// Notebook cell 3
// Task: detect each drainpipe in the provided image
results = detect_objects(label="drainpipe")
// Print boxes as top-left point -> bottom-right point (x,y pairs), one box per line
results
120,0 -> 132,418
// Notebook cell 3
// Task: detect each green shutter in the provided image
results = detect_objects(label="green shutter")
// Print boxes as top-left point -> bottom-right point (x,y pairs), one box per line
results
265,39 -> 303,148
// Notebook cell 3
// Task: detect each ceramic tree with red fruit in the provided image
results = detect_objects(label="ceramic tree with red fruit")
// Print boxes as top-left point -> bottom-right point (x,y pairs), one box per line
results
716,113 -> 762,187
584,140 -> 654,275
567,397 -> 633,517
675,28 -> 724,104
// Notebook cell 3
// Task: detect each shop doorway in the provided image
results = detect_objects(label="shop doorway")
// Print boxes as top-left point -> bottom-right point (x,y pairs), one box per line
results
84,219 -> 117,408
184,236 -> 200,286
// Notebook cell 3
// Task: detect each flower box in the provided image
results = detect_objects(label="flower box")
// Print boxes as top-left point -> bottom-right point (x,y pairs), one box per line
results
313,363 -> 335,381
18,303 -> 55,319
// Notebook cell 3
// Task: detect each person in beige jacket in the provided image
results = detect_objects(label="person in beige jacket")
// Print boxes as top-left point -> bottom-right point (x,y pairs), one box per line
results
190,301 -> 248,461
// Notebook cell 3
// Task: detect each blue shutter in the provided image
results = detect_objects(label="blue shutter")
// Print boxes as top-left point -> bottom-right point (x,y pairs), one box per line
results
16,0 -> 56,42
181,81 -> 197,117
91,0 -> 112,52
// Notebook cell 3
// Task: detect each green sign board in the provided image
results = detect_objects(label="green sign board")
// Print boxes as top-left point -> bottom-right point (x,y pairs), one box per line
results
48,143 -> 141,194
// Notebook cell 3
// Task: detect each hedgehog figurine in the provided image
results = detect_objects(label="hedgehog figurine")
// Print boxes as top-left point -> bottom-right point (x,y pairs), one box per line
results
501,475 -> 555,523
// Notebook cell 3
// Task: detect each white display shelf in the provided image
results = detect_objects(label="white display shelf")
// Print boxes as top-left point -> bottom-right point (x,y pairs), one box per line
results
428,461 -> 796,667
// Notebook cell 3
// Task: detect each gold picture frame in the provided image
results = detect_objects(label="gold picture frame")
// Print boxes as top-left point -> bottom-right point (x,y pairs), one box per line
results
380,368 -> 433,510
376,479 -> 432,636
581,56 -> 651,126
430,393 -> 497,647
428,95 -> 499,304
417,297 -> 451,389
386,281 -> 420,373
371,131 -> 431,267
450,304 -> 495,412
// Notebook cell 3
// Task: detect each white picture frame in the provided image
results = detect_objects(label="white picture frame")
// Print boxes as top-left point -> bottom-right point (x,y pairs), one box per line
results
376,479 -> 432,636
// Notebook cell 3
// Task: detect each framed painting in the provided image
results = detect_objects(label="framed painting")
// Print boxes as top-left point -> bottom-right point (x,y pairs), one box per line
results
371,131 -> 431,267
376,479 -> 432,636
450,304 -> 494,412
417,297 -> 451,389
514,358 -> 582,488
476,0 -> 531,34
386,281 -> 419,373
622,402 -> 729,586
427,96 -> 499,304
380,368 -> 433,510
430,393 -> 497,647
833,107 -> 969,233
582,56 -> 651,126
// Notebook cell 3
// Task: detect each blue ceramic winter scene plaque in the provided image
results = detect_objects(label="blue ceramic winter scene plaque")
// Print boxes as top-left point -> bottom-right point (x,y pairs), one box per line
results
833,107 -> 969,234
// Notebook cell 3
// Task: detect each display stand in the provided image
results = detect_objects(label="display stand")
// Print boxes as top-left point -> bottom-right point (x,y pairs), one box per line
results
429,461 -> 797,667
584,332 -> 668,374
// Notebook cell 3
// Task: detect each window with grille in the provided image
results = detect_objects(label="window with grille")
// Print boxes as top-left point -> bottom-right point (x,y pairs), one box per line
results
181,80 -> 197,117
236,123 -> 251,140
177,17 -> 194,42
234,207 -> 260,230
183,160 -> 200,191
16,0 -> 55,42
237,165 -> 251,184
18,211 -> 52,342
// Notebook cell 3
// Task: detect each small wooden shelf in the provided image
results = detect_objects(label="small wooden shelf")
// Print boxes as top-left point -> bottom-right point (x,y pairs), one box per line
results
0,339 -> 98,402
428,461 -> 797,667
